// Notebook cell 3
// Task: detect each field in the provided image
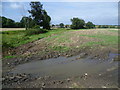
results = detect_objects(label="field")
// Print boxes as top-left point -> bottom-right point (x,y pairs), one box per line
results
2,28 -> 118,58
2,28 -> 119,88
0,28 -> 25,31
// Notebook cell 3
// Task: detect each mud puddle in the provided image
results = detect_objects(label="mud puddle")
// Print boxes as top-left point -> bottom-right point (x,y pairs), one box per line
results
10,53 -> 118,81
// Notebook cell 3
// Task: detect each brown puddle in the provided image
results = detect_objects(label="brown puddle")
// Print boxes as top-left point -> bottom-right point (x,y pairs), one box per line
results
11,53 -> 118,81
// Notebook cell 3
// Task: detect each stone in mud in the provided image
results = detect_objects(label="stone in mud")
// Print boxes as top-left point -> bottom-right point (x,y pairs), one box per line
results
41,83 -> 45,88
81,73 -> 88,80
67,78 -> 71,82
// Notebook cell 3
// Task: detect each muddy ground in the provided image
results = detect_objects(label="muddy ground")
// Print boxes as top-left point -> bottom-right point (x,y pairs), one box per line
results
2,29 -> 119,88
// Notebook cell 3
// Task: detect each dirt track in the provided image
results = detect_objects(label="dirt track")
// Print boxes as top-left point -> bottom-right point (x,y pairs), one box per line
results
0,28 -> 25,31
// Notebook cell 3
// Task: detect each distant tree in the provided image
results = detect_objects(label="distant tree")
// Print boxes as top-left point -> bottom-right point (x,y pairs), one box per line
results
1,16 -> 33,28
27,16 -> 36,28
65,25 -> 69,28
101,25 -> 109,28
70,18 -> 85,29
28,2 -> 51,29
86,21 -> 95,29
59,23 -> 64,28
5,18 -> 15,28
98,25 -> 101,28
20,16 -> 35,29
15,22 -> 21,28
20,16 -> 28,29
52,24 -> 55,27
1,16 -> 7,28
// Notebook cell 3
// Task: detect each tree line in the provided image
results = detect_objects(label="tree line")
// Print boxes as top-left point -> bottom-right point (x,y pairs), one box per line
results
1,1 -> 117,29
1,2 -> 51,30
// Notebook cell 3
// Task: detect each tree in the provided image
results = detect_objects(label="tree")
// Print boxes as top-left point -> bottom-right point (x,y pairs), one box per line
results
42,10 -> 51,29
5,18 -> 15,28
65,24 -> 70,28
20,16 -> 28,29
86,21 -> 95,29
1,16 -> 16,28
70,18 -> 85,29
52,24 -> 55,27
28,2 -> 51,29
15,22 -> 21,28
20,16 -> 35,29
59,23 -> 64,28
1,16 -> 7,28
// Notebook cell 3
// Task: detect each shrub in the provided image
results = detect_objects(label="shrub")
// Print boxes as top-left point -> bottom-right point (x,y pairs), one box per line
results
86,22 -> 95,29
70,18 -> 85,29
25,29 -> 48,36
33,25 -> 40,29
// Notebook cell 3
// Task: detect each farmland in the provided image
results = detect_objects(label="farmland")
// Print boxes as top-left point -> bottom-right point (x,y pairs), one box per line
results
2,28 -> 119,88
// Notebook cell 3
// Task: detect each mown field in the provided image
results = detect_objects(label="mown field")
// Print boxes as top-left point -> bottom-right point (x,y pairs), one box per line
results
1,28 -> 119,59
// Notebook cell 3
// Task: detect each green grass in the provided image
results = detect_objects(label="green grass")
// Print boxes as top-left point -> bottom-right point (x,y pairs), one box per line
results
2,28 -> 118,58
2,28 -> 69,58
108,30 -> 118,32
2,29 -> 68,49
79,34 -> 118,48
3,55 -> 16,59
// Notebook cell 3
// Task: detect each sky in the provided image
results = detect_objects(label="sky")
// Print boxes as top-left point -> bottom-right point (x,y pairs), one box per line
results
1,2 -> 118,25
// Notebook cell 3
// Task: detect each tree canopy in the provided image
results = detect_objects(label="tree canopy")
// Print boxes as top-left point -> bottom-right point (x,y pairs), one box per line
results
59,23 -> 64,28
86,21 -> 95,29
28,2 -> 51,29
70,18 -> 85,29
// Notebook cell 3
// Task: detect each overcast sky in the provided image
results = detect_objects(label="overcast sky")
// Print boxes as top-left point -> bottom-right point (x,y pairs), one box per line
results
2,2 -> 118,25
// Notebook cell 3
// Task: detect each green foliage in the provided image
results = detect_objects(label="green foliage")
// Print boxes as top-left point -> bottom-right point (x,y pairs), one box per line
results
86,21 -> 95,29
15,22 -> 21,28
59,23 -> 64,28
42,10 -> 51,29
28,2 -> 51,29
20,16 -> 35,29
1,16 -> 16,28
25,29 -> 47,36
33,25 -> 40,29
70,18 -> 85,29
97,25 -> 117,28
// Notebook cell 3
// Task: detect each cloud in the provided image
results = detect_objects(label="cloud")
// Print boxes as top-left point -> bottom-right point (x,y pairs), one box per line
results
10,3 -> 22,9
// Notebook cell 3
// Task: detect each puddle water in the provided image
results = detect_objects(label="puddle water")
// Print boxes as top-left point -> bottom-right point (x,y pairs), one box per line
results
11,53 -> 118,80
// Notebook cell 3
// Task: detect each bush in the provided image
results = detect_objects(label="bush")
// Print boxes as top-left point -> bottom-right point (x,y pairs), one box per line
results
25,29 -> 48,36
33,25 -> 40,29
70,18 -> 85,29
86,22 -> 95,29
